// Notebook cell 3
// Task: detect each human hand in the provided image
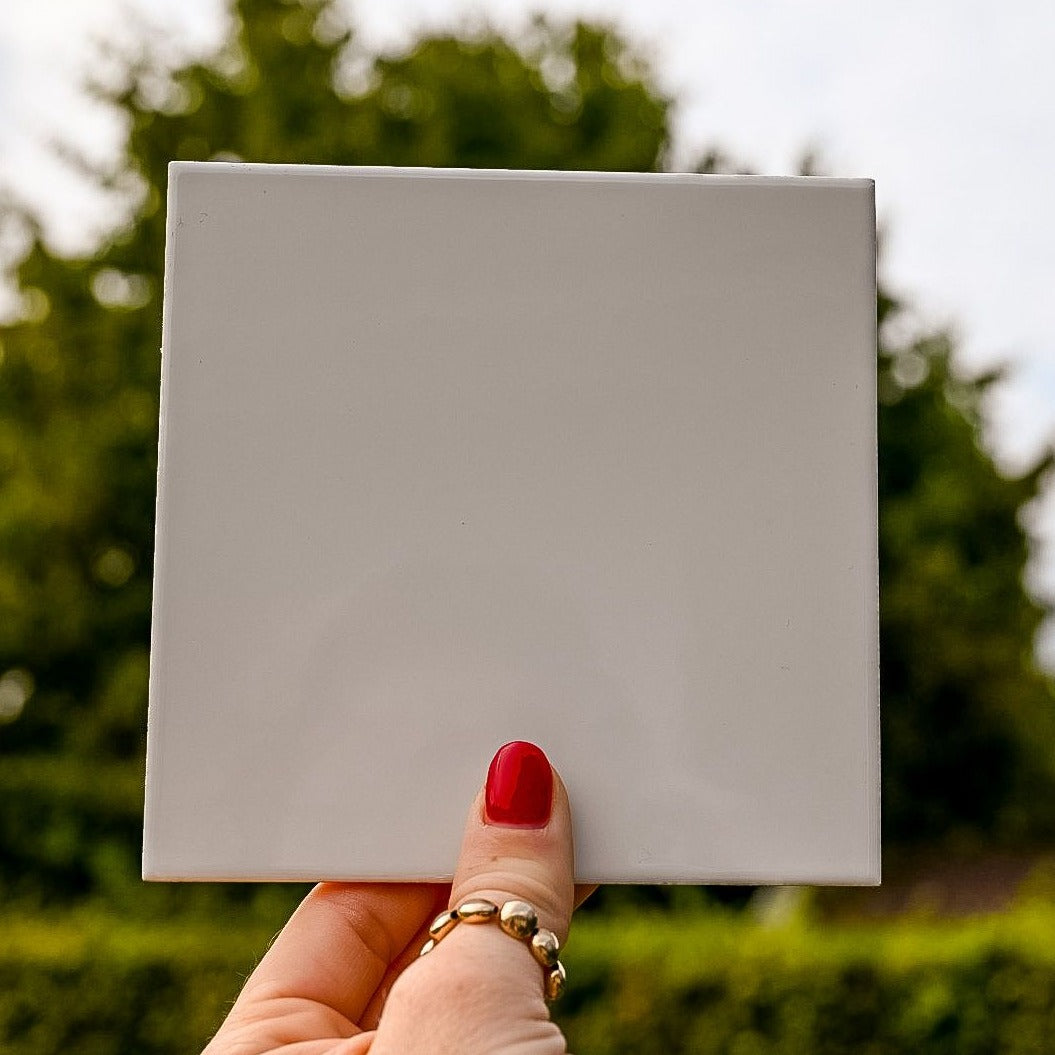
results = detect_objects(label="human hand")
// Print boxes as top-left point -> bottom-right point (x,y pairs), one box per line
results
203,741 -> 576,1054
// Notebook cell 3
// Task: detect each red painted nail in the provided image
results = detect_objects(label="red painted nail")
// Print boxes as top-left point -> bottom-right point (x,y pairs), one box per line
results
485,741 -> 553,828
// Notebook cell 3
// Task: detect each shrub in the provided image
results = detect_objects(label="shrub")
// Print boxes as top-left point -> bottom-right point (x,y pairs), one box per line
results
5,903 -> 1055,1053
561,907 -> 1055,1054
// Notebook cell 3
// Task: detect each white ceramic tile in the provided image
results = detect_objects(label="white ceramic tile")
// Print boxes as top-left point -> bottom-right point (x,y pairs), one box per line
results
145,164 -> 878,884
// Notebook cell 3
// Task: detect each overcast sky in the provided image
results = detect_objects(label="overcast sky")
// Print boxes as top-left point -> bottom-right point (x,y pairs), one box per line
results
2,0 -> 1054,609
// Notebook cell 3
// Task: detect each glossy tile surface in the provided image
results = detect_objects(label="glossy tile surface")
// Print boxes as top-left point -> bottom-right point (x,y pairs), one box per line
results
145,165 -> 879,883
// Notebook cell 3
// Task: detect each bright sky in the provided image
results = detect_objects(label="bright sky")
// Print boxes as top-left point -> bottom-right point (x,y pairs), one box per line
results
2,0 -> 1055,619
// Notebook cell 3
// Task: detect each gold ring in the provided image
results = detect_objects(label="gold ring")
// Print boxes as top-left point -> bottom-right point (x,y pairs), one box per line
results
419,897 -> 567,1002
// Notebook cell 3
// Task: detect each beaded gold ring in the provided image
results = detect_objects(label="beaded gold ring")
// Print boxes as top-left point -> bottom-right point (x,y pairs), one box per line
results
419,897 -> 567,1002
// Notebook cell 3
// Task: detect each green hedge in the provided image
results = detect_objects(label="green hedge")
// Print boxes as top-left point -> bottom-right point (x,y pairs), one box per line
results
3,904 -> 1055,1053
0,914 -> 272,1054
0,757 -> 144,902
563,907 -> 1055,1054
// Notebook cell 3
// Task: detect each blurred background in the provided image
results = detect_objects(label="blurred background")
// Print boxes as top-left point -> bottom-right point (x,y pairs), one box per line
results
2,0 -> 1055,1051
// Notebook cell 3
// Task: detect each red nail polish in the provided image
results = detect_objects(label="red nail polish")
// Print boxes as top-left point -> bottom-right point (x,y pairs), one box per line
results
485,741 -> 553,828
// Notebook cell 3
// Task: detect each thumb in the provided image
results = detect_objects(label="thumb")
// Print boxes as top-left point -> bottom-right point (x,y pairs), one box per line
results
369,742 -> 574,1055
449,740 -> 575,944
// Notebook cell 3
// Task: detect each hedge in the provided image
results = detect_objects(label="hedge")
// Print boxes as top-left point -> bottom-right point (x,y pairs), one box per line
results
0,756 -> 144,902
3,903 -> 1055,1053
0,914 -> 272,1054
563,905 -> 1055,1054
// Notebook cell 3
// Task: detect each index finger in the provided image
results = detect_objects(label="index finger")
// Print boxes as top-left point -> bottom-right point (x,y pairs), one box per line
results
236,882 -> 444,1027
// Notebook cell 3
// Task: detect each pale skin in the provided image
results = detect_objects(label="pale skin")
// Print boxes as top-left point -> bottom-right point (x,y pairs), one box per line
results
203,770 -> 579,1055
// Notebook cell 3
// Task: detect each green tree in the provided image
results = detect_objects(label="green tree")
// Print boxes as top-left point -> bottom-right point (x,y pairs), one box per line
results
877,295 -> 1055,846
0,0 -> 669,911
1,0 -> 1053,924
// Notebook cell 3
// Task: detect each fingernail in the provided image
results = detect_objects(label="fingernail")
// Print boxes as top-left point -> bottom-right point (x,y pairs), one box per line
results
485,741 -> 553,828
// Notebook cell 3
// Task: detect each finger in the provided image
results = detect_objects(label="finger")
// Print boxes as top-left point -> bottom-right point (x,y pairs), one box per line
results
574,883 -> 598,908
334,1033 -> 376,1055
448,740 -> 575,942
234,883 -> 439,1026
358,884 -> 450,1029
370,742 -> 574,1054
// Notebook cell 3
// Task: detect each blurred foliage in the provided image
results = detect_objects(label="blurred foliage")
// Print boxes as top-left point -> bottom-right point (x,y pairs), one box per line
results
877,305 -> 1055,845
0,0 -> 1053,931
0,913 -> 273,1053
3,0 -> 1055,1050
6,901 -> 1055,1053
0,0 -> 668,915
562,901 -> 1055,1054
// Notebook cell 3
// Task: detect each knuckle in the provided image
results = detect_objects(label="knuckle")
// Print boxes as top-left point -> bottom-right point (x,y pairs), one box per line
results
449,865 -> 572,938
